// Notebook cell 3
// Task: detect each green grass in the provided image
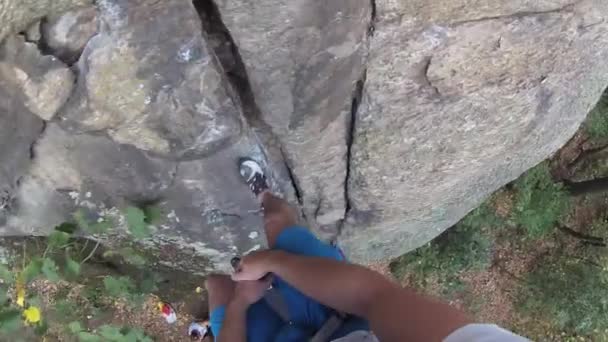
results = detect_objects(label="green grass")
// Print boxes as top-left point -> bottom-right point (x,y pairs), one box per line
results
585,90 -> 608,140
512,162 -> 569,238
517,255 -> 608,335
390,204 -> 500,292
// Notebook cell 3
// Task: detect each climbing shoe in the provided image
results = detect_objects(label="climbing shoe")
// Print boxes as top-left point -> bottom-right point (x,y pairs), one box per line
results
238,157 -> 269,197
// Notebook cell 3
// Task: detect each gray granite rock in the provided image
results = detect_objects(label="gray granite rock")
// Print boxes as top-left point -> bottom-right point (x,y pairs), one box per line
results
0,0 -> 91,43
215,0 -> 372,236
59,0 -> 244,160
339,0 -> 608,261
41,6 -> 98,64
0,36 -> 74,120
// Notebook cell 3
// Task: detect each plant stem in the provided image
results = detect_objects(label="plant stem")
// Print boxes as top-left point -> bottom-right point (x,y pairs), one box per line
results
81,241 -> 101,265
80,239 -> 90,256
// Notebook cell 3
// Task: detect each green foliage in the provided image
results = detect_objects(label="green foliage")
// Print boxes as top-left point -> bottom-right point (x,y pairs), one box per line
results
2,204 -> 165,339
73,210 -> 114,235
0,264 -> 13,284
41,258 -> 60,282
518,257 -> 608,335
103,276 -> 136,298
69,321 -> 152,342
512,162 -> 569,238
584,91 -> 608,140
142,205 -> 163,225
390,205 -> 498,290
22,258 -> 43,283
65,256 -> 81,278
47,231 -> 71,250
0,309 -> 22,334
124,207 -> 151,239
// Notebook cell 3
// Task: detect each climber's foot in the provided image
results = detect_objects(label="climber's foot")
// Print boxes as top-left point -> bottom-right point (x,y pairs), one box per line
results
238,157 -> 269,198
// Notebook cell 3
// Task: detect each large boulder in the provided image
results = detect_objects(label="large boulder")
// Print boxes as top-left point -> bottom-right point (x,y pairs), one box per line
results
339,0 -> 608,261
2,0 -> 291,272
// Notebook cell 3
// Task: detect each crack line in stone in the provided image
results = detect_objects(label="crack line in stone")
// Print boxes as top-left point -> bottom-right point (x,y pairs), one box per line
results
450,1 -> 580,26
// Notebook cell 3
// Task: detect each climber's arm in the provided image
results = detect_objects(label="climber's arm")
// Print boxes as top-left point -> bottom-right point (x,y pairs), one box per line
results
233,250 -> 471,342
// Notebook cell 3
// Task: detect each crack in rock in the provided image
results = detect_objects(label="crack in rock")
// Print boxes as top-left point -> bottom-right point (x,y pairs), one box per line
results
451,1 -> 581,26
422,56 -> 441,97
191,0 -> 303,208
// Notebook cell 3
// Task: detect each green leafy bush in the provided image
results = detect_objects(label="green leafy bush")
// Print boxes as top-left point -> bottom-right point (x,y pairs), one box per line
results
512,162 -> 569,238
0,205 -> 161,340
390,205 -> 499,291
584,90 -> 608,140
518,256 -> 608,335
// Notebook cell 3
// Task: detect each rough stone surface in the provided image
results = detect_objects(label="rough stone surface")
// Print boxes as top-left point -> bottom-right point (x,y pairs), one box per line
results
59,0 -> 243,160
0,0 -> 91,43
42,6 -> 98,64
2,0 -> 608,270
339,0 -> 608,261
215,0 -> 372,236
24,21 -> 41,42
0,71 -> 44,226
0,36 -> 74,120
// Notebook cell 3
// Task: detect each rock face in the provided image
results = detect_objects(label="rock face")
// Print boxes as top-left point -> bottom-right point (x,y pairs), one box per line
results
0,0 -> 91,42
0,36 -> 74,120
214,0 -> 371,236
1,0 -> 608,270
338,0 -> 608,260
41,6 -> 98,64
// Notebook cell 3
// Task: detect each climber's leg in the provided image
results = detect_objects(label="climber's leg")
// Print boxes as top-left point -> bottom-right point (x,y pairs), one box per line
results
260,191 -> 298,248
239,157 -> 297,247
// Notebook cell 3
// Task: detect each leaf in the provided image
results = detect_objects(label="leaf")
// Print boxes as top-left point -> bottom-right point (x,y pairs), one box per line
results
98,325 -> 124,341
48,231 -> 71,249
74,210 -> 112,234
73,210 -> 91,231
124,207 -> 150,239
34,319 -> 49,335
68,321 -> 83,334
78,331 -> 101,342
22,258 -> 43,283
103,276 -> 135,298
119,247 -> 146,267
55,222 -> 78,234
41,258 -> 60,282
0,264 -> 13,284
65,256 -> 81,277
0,309 -> 22,334
0,288 -> 7,305
143,205 -> 163,225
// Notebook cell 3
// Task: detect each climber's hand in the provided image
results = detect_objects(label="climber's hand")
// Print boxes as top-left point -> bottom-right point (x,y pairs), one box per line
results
232,250 -> 282,281
233,276 -> 273,306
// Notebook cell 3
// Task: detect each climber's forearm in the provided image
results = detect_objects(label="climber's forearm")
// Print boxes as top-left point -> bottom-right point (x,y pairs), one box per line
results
265,251 -> 470,341
218,297 -> 248,342
266,251 -> 392,317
